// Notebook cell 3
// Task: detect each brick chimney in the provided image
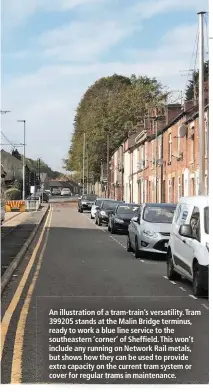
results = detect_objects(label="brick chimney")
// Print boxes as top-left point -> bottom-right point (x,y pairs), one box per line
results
166,104 -> 182,125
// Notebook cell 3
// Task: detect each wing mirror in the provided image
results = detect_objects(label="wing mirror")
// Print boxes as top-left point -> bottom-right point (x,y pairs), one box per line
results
179,224 -> 195,239
131,216 -> 139,223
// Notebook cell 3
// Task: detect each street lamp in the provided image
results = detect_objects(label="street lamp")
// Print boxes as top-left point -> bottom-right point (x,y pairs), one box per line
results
17,120 -> 26,200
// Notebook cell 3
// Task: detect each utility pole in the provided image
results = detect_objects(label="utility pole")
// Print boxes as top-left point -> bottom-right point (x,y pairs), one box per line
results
155,117 -> 158,202
87,149 -> 89,194
198,11 -> 206,195
17,120 -> 26,200
107,133 -> 110,198
83,132 -> 86,194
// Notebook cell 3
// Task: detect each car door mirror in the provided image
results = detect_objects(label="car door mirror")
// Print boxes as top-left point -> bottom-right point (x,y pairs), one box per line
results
132,216 -> 139,223
179,224 -> 195,239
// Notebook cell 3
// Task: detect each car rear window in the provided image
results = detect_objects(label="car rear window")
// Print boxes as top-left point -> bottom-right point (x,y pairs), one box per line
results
117,205 -> 140,214
82,195 -> 97,201
102,201 -> 119,209
204,207 -> 209,234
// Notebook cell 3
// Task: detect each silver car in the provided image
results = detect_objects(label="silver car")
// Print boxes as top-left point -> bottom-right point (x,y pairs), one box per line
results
127,203 -> 176,258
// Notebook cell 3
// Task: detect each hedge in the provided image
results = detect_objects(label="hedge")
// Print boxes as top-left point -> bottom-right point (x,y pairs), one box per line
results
5,188 -> 22,200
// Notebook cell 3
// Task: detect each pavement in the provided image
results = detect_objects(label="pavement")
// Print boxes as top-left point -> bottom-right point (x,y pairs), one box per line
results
4,211 -> 23,223
1,203 -> 209,384
1,206 -> 49,276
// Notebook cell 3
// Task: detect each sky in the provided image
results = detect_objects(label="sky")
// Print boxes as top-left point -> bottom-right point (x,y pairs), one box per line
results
1,0 -> 209,172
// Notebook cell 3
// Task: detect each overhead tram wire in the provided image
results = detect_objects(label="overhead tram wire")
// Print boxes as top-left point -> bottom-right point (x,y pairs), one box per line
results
183,25 -> 199,96
204,14 -> 209,57
1,131 -> 16,149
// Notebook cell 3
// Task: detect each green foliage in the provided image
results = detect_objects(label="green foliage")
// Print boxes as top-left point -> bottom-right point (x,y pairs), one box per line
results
25,158 -> 61,179
5,188 -> 22,200
66,73 -> 167,179
185,60 -> 209,101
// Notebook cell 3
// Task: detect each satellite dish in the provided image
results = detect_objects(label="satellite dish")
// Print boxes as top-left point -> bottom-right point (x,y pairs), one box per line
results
178,124 -> 187,138
157,159 -> 164,166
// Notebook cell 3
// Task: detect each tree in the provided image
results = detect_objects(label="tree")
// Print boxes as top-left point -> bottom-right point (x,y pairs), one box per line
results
66,73 -> 167,179
25,157 -> 61,179
185,60 -> 209,101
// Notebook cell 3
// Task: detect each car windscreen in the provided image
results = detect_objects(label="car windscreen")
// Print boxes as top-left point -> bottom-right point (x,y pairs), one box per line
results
143,205 -> 176,223
204,207 -> 209,234
82,195 -> 97,201
95,199 -> 104,206
62,188 -> 70,191
116,205 -> 140,215
102,201 -> 118,209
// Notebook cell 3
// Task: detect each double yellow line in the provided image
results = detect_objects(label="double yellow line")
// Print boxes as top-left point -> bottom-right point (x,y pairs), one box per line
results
1,205 -> 53,383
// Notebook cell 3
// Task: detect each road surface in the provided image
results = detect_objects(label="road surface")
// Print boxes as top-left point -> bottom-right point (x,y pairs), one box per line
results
1,202 -> 209,384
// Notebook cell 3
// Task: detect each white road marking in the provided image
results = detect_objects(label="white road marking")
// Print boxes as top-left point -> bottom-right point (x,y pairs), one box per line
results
163,276 -> 169,280
170,281 -> 177,285
179,287 -> 187,292
201,304 -> 209,310
189,294 -> 198,300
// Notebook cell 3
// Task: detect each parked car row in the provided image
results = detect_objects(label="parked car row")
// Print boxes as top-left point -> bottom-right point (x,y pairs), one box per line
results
78,194 -> 209,297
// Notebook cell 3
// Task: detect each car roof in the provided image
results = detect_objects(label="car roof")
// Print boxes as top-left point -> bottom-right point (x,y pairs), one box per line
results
97,198 -> 115,201
118,203 -> 140,207
179,196 -> 209,206
143,203 -> 176,208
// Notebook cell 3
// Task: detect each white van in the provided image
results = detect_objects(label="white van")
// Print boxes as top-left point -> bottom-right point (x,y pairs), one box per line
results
167,196 -> 209,297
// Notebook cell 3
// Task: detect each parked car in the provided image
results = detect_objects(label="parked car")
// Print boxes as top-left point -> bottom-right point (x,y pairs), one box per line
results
108,203 -> 140,234
167,196 -> 209,297
91,198 -> 115,219
78,194 -> 97,212
61,188 -> 71,196
51,188 -> 61,196
95,199 -> 123,226
127,203 -> 176,258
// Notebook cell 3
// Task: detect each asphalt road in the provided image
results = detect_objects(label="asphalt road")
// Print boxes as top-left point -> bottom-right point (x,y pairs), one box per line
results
1,203 -> 209,384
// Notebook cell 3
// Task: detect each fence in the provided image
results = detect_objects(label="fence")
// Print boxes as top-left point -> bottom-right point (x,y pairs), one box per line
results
25,198 -> 41,211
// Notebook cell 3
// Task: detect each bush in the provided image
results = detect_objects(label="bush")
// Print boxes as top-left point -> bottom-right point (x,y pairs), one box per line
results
5,188 -> 22,200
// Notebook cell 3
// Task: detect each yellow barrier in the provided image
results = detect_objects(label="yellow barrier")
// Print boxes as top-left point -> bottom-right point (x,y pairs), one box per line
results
5,200 -> 26,212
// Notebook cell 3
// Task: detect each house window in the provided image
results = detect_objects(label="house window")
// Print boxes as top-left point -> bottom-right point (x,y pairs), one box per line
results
158,137 -> 162,159
151,141 -> 154,168
205,113 -> 208,158
177,128 -> 181,156
182,174 -> 184,196
168,179 -> 172,202
168,134 -> 172,164
191,138 -> 195,162
190,177 -> 195,196
145,143 -> 148,167
177,177 -> 181,201
141,145 -> 144,169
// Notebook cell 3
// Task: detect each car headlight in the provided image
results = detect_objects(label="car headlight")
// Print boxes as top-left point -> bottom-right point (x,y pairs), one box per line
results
100,211 -> 106,216
143,229 -> 158,238
82,201 -> 87,204
115,218 -> 124,224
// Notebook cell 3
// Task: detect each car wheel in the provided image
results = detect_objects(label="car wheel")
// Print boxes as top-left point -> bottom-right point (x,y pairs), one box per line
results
127,235 -> 133,252
80,208 -> 83,213
111,225 -> 116,234
167,250 -> 181,280
135,237 -> 140,258
98,218 -> 102,226
193,263 -> 204,297
108,224 -> 111,232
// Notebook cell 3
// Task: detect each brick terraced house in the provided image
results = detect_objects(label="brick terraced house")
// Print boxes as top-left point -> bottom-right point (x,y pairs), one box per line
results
109,90 -> 209,204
